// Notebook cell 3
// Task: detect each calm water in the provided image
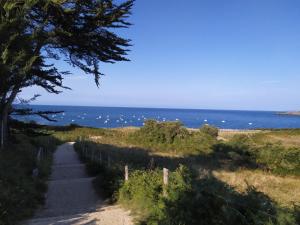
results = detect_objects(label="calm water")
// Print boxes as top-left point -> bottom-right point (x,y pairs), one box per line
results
14,105 -> 300,129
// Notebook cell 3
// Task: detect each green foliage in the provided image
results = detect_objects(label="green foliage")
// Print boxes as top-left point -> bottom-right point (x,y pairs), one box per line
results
118,165 -> 295,225
0,135 -> 55,225
53,126 -> 110,142
217,134 -> 300,176
74,134 -> 299,225
119,169 -> 163,218
0,0 -> 134,147
118,166 -> 196,224
229,134 -> 254,151
136,120 -> 189,144
199,124 -> 219,138
255,143 -> 300,176
129,120 -> 216,155
74,142 -> 124,200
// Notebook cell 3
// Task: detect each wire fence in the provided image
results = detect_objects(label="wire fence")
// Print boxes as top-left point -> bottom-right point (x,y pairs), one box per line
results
75,137 -> 171,191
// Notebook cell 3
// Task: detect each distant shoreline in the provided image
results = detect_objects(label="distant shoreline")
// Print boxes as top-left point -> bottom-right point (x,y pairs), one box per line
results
19,104 -> 281,113
277,111 -> 300,116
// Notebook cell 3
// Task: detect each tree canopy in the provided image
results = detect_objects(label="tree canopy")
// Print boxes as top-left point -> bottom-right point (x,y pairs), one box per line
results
0,0 -> 134,147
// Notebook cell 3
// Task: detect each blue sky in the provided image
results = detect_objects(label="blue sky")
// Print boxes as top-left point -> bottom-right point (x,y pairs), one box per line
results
21,0 -> 300,111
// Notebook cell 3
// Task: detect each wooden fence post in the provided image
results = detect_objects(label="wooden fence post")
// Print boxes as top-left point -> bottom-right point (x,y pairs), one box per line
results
91,149 -> 95,161
149,158 -> 155,170
125,165 -> 129,181
163,168 -> 169,197
107,155 -> 111,168
99,151 -> 102,164
1,119 -> 4,149
37,147 -> 42,162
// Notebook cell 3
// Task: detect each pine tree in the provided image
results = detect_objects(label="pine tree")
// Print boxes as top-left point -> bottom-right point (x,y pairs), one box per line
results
0,0 -> 134,147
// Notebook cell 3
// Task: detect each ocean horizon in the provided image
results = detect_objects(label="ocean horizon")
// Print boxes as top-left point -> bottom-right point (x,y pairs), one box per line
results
13,104 -> 300,129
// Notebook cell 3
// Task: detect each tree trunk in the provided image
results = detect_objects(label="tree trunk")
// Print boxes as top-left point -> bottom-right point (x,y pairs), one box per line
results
0,87 -> 20,149
0,106 -> 9,149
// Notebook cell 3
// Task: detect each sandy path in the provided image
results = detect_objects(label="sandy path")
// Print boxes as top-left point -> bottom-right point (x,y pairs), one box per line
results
25,142 -> 133,225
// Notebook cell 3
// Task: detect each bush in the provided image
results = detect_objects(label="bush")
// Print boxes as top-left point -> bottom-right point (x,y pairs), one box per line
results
199,124 -> 219,138
0,135 -> 55,225
119,169 -> 163,217
255,143 -> 300,176
136,120 -> 189,144
129,120 -> 216,155
118,165 -> 294,225
118,165 -> 193,224
229,134 -> 254,152
219,135 -> 300,176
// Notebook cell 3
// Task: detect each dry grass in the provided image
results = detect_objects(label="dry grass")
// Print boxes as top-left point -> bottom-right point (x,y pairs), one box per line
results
218,128 -> 300,147
214,169 -> 300,208
266,134 -> 300,147
218,129 -> 264,141
215,129 -> 300,208
252,131 -> 300,147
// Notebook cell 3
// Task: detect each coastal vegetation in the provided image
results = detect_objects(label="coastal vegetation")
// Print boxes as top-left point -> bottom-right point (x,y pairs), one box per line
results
0,132 -> 58,225
1,1 -> 299,225
1,120 -> 299,224
68,121 -> 300,225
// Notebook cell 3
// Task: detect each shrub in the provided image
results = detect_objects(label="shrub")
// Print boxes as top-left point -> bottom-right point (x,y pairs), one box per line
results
129,120 -> 215,155
199,124 -> 219,138
117,165 -> 292,225
255,143 -> 300,176
135,120 -> 189,144
229,134 -> 254,152
220,135 -> 300,176
118,165 -> 194,224
0,135 -> 55,225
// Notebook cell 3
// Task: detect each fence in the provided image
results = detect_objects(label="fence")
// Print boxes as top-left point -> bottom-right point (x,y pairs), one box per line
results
76,138 -> 171,196
32,147 -> 50,177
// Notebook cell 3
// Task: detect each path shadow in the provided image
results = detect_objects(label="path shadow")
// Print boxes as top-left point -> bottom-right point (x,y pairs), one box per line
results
75,140 -> 259,174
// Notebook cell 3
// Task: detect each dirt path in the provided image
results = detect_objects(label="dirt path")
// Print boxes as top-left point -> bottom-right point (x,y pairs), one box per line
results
25,142 -> 133,225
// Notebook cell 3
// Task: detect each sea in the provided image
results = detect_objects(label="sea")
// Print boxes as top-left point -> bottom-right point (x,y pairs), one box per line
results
13,105 -> 300,129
